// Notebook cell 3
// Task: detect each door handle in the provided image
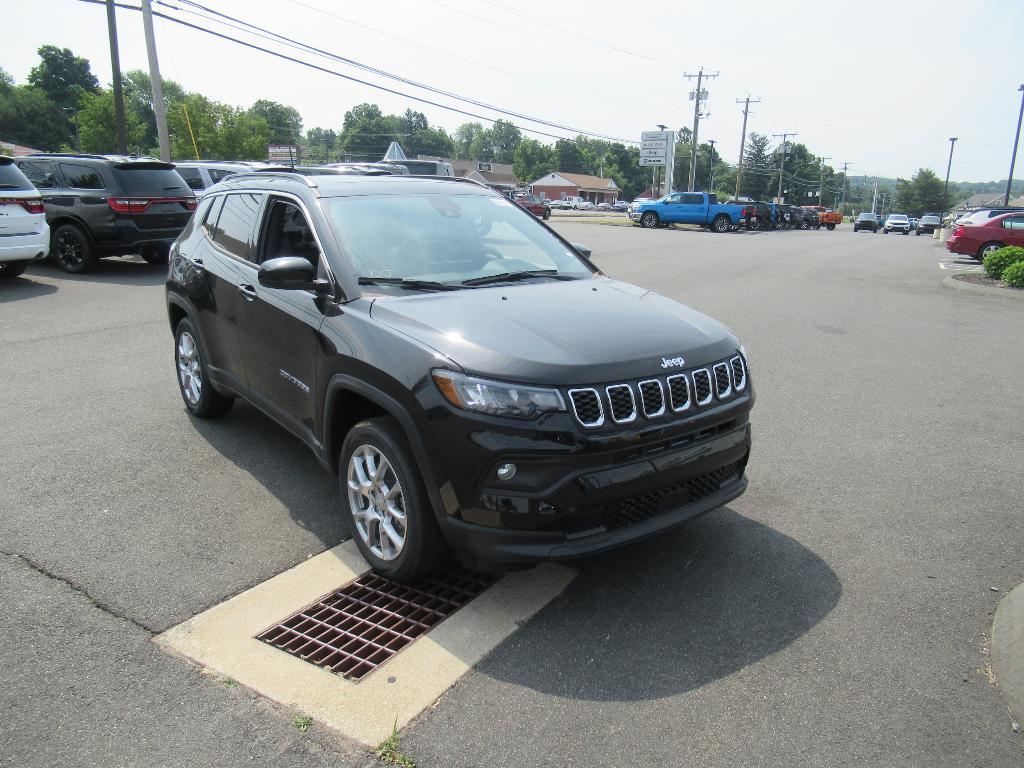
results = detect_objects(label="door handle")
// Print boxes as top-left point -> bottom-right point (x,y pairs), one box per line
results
239,283 -> 258,301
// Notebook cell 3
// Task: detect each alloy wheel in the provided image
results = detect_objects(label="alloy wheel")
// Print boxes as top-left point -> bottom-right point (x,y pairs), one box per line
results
176,331 -> 202,406
56,231 -> 84,270
347,444 -> 407,561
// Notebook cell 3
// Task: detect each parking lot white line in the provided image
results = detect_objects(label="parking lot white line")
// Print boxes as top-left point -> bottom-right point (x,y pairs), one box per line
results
155,540 -> 577,747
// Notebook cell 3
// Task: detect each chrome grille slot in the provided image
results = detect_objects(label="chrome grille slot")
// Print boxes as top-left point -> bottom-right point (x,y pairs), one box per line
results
605,384 -> 637,423
666,374 -> 691,412
568,388 -> 604,427
713,363 -> 732,399
730,355 -> 746,391
692,369 -> 713,405
637,379 -> 665,418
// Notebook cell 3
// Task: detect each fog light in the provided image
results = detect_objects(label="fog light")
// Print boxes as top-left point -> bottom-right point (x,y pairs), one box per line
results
496,463 -> 517,481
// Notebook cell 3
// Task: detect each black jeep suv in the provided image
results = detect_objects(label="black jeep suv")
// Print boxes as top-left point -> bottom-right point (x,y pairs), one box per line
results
15,153 -> 195,273
166,172 -> 754,579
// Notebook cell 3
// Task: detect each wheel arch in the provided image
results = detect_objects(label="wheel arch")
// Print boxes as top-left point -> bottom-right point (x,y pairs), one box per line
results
323,375 -> 446,521
48,215 -> 96,244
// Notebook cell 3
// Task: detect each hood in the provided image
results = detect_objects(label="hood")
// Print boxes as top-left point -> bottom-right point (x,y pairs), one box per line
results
369,278 -> 739,385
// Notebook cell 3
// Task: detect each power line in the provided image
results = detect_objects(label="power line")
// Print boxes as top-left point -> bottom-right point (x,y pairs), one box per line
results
82,0 -> 635,145
162,0 -> 636,143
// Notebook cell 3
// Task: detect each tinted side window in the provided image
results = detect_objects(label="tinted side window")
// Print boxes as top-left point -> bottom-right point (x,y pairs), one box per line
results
59,163 -> 105,190
199,195 -> 222,238
177,167 -> 205,190
681,193 -> 704,205
260,199 -> 319,266
207,168 -> 236,183
18,161 -> 57,189
211,193 -> 262,260
1002,217 -> 1024,230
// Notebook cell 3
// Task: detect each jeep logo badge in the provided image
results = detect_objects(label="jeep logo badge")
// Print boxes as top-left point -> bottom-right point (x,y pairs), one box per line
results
660,356 -> 685,369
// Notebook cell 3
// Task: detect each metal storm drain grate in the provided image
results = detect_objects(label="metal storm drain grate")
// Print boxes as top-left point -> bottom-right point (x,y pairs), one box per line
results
257,567 -> 499,681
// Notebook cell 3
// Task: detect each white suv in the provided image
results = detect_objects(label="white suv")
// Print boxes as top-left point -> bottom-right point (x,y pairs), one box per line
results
0,156 -> 49,278
883,213 -> 911,235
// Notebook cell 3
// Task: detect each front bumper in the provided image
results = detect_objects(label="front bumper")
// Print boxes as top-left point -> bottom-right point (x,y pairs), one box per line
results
427,394 -> 753,568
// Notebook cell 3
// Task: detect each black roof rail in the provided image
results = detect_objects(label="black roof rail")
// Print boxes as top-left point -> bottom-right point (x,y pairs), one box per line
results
26,152 -> 165,163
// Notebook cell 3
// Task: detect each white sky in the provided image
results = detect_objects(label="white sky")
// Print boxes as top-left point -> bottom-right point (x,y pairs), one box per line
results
5,0 -> 1024,182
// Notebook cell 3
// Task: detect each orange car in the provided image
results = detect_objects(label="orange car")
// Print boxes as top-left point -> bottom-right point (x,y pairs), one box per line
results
802,205 -> 842,230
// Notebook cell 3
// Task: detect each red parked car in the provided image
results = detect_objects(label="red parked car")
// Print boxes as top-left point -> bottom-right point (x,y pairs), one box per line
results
513,194 -> 551,220
946,210 -> 1024,260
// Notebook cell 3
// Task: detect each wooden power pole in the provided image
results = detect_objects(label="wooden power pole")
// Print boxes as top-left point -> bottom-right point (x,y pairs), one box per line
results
141,0 -> 170,161
734,96 -> 759,199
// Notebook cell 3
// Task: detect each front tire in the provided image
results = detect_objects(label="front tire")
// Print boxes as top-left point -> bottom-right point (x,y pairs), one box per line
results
711,214 -> 731,233
747,217 -> 761,231
341,417 -> 448,580
141,245 -> 170,264
640,211 -> 660,229
174,318 -> 234,418
543,208 -> 550,221
826,223 -> 835,230
51,223 -> 96,274
0,260 -> 29,279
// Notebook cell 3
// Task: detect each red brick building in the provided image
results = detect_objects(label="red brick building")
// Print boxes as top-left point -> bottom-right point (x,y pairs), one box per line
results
529,172 -> 619,204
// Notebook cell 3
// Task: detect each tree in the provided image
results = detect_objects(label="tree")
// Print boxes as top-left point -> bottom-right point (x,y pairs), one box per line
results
247,99 -> 302,145
305,126 -> 338,163
77,89 -> 146,153
166,92 -> 269,160
514,138 -> 556,183
554,138 -> 588,173
738,132 -> 773,200
0,69 -> 70,149
338,103 -> 397,161
453,122 -> 484,160
121,69 -> 185,153
893,168 -> 945,216
27,45 -> 99,113
408,125 -> 453,158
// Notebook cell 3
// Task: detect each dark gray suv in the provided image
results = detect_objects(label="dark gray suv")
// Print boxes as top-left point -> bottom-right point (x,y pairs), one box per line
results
15,153 -> 195,273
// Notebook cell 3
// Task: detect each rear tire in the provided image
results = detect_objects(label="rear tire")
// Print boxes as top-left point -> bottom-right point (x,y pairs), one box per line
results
174,318 -> 234,418
747,217 -> 761,231
51,223 -> 96,274
977,241 -> 1005,261
340,416 -> 449,581
0,260 -> 29,279
826,223 -> 835,230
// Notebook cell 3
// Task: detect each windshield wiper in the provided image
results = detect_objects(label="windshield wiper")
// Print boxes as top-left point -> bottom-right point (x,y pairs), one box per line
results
462,269 -> 573,286
357,276 -> 459,292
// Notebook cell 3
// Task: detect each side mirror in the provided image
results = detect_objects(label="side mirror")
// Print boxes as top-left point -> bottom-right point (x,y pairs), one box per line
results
258,256 -> 330,293
571,243 -> 592,259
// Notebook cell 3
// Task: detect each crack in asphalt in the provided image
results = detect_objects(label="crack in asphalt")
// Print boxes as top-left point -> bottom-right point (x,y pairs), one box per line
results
1,550 -> 156,635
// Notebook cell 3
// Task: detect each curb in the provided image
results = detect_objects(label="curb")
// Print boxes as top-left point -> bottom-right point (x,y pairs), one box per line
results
992,581 -> 1024,730
942,275 -> 1024,300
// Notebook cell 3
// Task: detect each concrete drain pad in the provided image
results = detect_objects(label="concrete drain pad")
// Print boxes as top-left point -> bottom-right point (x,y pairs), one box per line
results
156,540 -> 576,746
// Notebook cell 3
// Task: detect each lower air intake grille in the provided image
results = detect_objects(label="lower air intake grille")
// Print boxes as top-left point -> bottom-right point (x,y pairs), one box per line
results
564,461 -> 743,535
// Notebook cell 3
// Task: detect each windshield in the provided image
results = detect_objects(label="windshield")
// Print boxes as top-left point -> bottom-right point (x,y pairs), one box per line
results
920,215 -> 940,223
857,214 -> 874,220
323,193 -> 593,287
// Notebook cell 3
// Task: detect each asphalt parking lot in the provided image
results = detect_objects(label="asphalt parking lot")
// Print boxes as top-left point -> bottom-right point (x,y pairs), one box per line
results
2,224 -> 1022,767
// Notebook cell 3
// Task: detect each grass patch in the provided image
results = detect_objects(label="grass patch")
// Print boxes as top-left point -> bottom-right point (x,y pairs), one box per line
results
292,715 -> 313,732
375,720 -> 416,767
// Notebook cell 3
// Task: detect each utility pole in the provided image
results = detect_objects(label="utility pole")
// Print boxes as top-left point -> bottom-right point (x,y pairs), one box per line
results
1003,84 -> 1024,206
942,137 -> 957,225
105,0 -> 127,154
141,0 -> 170,161
734,96 -> 760,199
684,68 -> 718,191
656,123 -> 673,197
839,162 -> 850,215
871,178 -> 879,214
707,139 -> 716,191
818,157 -> 831,206
772,132 -> 796,202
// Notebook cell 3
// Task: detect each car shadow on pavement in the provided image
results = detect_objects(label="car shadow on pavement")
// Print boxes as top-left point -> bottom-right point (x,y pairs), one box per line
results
188,400 -> 348,547
0,276 -> 58,303
28,257 -> 168,286
477,507 -> 840,701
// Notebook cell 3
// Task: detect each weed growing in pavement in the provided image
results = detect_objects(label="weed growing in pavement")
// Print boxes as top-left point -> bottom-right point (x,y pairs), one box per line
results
221,677 -> 237,688
292,715 -> 313,732
375,720 -> 415,767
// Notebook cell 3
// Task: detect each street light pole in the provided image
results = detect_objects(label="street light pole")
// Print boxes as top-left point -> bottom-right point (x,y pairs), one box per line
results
942,137 -> 958,225
707,139 -> 716,192
818,157 -> 831,206
1003,84 -> 1024,206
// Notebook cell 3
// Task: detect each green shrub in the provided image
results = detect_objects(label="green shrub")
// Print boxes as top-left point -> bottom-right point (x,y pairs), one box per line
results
1002,260 -> 1024,288
982,246 -> 1024,279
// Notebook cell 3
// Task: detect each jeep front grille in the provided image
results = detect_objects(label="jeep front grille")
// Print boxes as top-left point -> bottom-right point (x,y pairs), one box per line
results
567,355 -> 748,428
568,388 -> 603,427
638,380 -> 665,418
606,384 -> 637,423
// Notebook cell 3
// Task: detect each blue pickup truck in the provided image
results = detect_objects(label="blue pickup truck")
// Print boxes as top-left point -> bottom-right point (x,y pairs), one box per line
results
629,192 -> 752,232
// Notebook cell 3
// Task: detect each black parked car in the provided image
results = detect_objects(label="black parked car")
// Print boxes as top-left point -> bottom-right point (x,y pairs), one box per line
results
788,205 -> 806,230
801,207 -> 820,229
166,172 -> 754,579
853,212 -> 879,233
15,153 -> 195,273
728,199 -> 770,230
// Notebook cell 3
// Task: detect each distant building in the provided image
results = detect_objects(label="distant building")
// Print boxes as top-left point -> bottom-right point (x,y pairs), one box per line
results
442,159 -> 521,193
0,139 -> 42,157
958,192 -> 1008,210
529,172 -> 618,204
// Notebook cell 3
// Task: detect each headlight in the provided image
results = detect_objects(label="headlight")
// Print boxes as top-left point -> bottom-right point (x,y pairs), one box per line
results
433,370 -> 565,418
